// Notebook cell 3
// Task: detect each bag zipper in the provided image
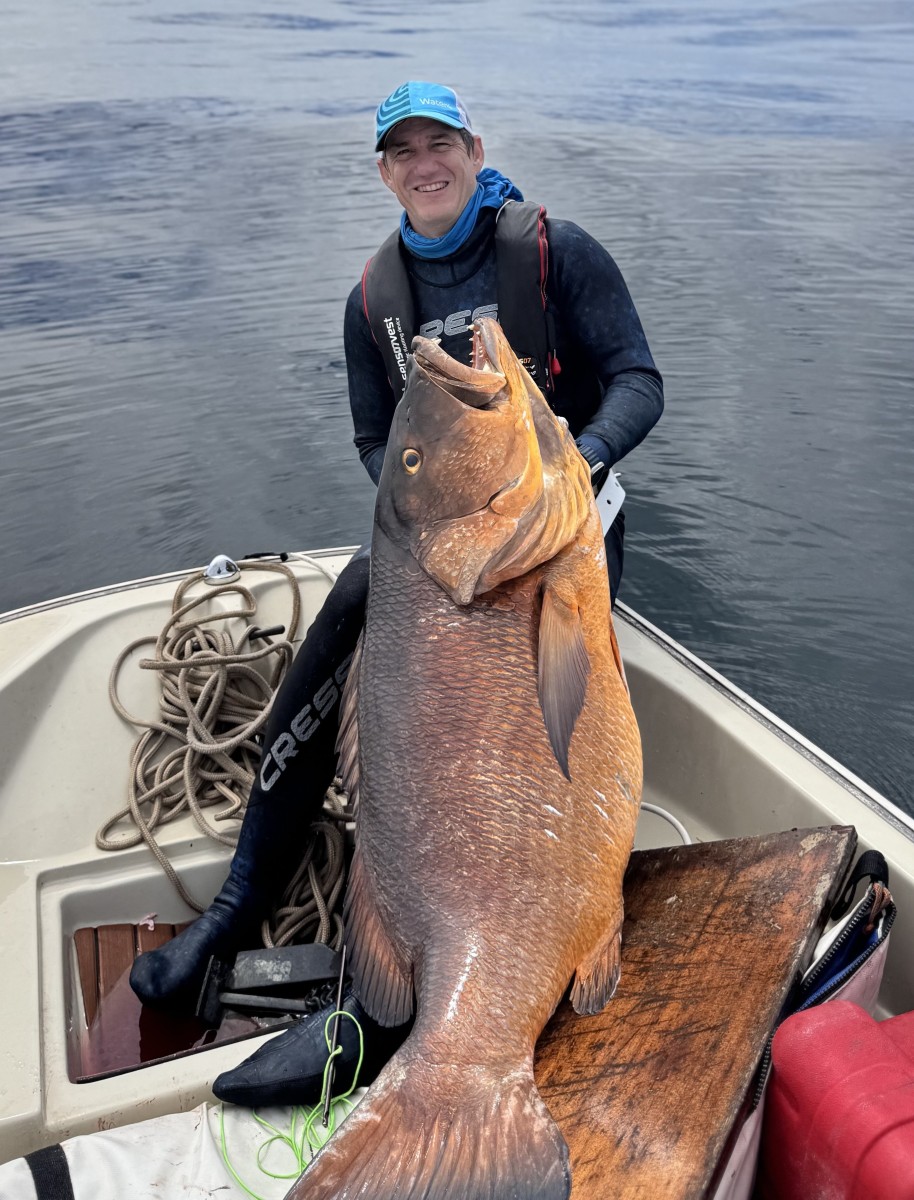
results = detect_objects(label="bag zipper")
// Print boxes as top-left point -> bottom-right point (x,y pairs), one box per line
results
800,883 -> 891,995
748,886 -> 896,1111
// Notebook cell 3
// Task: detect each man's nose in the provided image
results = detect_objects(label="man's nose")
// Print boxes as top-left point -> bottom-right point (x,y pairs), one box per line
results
412,147 -> 441,173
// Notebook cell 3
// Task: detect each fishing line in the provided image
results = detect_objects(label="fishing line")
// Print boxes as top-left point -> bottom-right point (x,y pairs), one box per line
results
218,1010 -> 365,1198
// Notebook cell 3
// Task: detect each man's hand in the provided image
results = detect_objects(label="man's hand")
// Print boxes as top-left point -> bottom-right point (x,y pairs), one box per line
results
575,434 -> 611,492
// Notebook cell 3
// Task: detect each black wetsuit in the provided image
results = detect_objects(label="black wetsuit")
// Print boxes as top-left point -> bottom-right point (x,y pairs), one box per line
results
258,207 -> 662,801
346,207 -> 662,599
347,207 -> 662,486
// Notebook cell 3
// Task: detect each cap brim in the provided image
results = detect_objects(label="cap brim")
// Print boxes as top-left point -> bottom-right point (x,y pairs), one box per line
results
375,113 -> 468,153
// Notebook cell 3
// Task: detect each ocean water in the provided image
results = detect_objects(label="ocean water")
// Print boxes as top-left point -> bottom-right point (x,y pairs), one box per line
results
1,0 -> 912,813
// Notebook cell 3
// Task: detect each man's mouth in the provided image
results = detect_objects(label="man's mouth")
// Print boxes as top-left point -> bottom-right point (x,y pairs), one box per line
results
415,181 -> 449,194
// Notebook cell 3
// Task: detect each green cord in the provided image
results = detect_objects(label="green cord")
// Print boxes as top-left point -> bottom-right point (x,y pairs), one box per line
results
219,1010 -> 366,1198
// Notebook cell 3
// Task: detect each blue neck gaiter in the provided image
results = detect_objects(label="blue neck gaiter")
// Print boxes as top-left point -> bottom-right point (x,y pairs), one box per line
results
400,168 -> 524,260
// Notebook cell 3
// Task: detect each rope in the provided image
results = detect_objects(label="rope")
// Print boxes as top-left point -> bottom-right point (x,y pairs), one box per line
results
102,556 -> 352,950
264,783 -> 354,951
101,560 -> 302,912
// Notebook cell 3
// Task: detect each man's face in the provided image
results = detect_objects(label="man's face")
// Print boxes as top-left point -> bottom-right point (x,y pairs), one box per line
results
378,117 -> 485,238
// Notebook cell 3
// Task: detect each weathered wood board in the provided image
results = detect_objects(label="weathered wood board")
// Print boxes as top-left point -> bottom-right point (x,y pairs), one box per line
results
535,826 -> 857,1199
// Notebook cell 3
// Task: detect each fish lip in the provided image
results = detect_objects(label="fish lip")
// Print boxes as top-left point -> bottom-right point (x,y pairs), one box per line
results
411,329 -> 506,404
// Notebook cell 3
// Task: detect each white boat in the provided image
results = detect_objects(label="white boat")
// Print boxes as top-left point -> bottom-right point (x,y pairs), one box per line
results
0,547 -> 911,1174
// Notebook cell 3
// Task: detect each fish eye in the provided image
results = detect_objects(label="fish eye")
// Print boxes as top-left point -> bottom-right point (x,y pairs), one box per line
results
402,448 -> 422,474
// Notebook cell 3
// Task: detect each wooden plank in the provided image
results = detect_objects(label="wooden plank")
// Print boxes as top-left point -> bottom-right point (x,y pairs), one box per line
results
95,924 -> 139,1000
535,826 -> 856,1200
73,927 -> 99,1027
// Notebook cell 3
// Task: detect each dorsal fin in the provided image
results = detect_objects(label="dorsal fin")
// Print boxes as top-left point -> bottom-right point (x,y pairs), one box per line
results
609,619 -> 629,693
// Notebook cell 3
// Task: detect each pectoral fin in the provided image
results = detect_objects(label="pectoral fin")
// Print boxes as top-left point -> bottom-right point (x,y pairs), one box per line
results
538,586 -> 591,780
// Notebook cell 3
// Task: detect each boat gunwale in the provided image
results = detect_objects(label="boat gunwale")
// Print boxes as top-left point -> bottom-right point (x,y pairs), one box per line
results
1,550 -> 909,844
614,599 -> 914,845
0,547 -> 352,626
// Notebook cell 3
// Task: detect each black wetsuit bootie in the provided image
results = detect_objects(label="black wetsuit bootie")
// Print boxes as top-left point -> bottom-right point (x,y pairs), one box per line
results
212,991 -> 412,1107
129,551 -> 371,1013
128,793 -> 305,1012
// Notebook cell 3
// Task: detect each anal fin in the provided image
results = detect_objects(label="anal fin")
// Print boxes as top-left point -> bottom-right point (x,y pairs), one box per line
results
344,850 -> 414,1027
570,917 -> 623,1016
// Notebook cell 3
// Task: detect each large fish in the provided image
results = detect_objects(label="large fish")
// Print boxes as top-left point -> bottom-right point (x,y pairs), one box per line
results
289,318 -> 642,1200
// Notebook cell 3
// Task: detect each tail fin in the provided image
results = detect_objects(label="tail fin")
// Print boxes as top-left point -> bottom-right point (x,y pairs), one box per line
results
287,1051 -> 570,1200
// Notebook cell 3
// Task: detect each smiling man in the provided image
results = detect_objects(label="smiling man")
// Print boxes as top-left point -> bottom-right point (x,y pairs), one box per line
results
347,81 -> 663,602
379,116 -> 484,237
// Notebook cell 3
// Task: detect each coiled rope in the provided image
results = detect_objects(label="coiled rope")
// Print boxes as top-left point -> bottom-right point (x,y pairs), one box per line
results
263,781 -> 351,952
100,557 -> 352,950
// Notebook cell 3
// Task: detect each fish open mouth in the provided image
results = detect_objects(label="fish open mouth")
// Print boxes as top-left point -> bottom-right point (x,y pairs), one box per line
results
411,323 -> 507,409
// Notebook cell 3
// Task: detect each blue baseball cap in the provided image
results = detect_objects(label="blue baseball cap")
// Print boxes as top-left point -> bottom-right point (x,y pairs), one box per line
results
375,81 -> 474,152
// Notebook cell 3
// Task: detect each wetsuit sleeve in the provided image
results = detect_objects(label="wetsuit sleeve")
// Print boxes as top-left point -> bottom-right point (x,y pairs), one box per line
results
547,220 -> 663,466
344,282 -> 397,485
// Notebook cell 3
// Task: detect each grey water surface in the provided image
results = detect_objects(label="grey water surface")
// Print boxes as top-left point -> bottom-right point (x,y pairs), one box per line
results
1,0 -> 912,814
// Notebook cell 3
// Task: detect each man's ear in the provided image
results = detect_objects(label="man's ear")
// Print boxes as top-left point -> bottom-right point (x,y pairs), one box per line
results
377,157 -> 397,193
472,136 -> 485,172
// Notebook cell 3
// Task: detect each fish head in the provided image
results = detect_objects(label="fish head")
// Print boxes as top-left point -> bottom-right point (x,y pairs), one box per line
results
376,317 -> 594,604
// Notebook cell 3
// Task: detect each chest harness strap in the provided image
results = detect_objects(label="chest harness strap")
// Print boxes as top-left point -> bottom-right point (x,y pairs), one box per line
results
361,200 -> 559,402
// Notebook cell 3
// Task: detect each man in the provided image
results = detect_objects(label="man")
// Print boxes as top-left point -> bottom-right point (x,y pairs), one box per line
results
347,81 -> 662,602
129,81 -> 662,1103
